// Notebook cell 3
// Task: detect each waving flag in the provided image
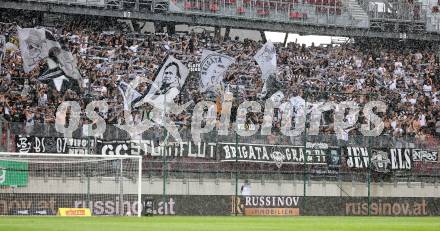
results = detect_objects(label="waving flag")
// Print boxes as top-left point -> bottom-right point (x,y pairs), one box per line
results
17,27 -> 60,72
199,49 -> 235,94
254,41 -> 277,82
18,27 -> 81,77
254,42 -> 277,99
135,56 -> 189,110
118,80 -> 142,110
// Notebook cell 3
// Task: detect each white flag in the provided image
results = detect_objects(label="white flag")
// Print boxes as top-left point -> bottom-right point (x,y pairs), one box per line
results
118,80 -> 142,110
0,35 -> 5,71
17,27 -> 60,73
199,49 -> 235,94
254,42 -> 277,82
57,50 -> 82,80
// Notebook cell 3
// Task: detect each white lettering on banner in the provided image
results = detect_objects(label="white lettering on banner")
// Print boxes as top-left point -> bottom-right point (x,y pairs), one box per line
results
412,149 -> 438,162
390,148 -> 412,170
244,196 -> 299,207
346,147 -> 413,171
93,140 -> 334,168
33,137 -> 46,153
15,136 -> 95,154
56,138 -> 66,153
346,147 -> 369,169
220,143 -> 327,167
74,197 -> 175,216
101,143 -> 129,156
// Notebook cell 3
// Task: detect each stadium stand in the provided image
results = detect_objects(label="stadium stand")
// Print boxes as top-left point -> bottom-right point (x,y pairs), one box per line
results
0,3 -> 439,219
0,10 -> 439,141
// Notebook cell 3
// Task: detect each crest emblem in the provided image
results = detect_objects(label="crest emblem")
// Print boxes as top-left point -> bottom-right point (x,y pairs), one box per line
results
371,150 -> 391,173
270,151 -> 286,168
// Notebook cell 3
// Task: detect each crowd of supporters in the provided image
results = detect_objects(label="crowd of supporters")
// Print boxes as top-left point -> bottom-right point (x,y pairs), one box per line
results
0,10 -> 439,146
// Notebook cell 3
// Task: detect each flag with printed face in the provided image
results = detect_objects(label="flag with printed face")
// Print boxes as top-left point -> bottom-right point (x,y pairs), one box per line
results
254,42 -> 277,82
199,49 -> 235,94
19,27 -> 82,92
147,56 -> 189,96
17,27 -> 60,73
134,56 -> 189,110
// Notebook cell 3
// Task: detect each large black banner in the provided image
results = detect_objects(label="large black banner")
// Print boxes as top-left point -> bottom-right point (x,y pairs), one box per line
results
1,194 -> 439,216
345,147 -> 439,172
15,135 -> 96,154
95,140 -> 338,168
13,136 -> 438,172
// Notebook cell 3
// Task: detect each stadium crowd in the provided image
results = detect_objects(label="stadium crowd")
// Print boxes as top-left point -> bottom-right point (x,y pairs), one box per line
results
0,10 -> 439,146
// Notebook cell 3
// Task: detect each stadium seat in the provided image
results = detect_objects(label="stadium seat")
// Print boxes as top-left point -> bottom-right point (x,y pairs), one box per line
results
289,11 -> 307,19
289,11 -> 301,19
257,9 -> 270,16
329,8 -> 335,14
336,7 -> 341,15
278,3 -> 289,11
210,3 -> 219,12
184,2 -> 192,9
237,6 -> 246,14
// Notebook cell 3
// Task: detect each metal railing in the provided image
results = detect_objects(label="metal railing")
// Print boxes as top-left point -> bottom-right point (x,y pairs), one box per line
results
357,0 -> 427,22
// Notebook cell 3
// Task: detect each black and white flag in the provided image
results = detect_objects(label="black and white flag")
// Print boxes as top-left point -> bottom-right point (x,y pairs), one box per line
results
258,72 -> 282,100
118,80 -> 142,110
135,56 -> 188,110
254,41 -> 277,82
254,42 -> 277,99
18,27 -> 81,80
17,27 -> 60,73
57,50 -> 82,81
0,35 -> 5,71
38,64 -> 79,93
199,50 -> 235,94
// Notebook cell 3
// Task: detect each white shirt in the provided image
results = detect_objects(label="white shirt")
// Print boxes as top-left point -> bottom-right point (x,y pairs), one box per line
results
391,120 -> 397,130
418,114 -> 426,127
241,184 -> 251,196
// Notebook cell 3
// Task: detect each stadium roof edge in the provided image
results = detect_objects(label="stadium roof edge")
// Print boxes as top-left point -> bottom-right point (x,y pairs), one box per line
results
1,0 -> 440,41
